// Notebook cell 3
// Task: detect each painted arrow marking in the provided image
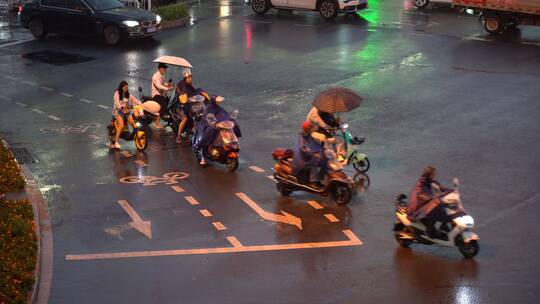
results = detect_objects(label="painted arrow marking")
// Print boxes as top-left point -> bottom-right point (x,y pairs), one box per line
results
235,192 -> 302,230
117,200 -> 152,239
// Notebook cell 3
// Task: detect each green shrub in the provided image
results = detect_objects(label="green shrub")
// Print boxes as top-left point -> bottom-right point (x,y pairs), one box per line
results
0,144 -> 25,195
0,199 -> 37,304
154,3 -> 189,21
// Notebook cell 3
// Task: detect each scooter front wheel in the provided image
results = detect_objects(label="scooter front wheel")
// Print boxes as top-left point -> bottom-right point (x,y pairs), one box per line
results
226,157 -> 239,172
107,124 -> 116,144
458,240 -> 479,259
394,231 -> 413,248
134,132 -> 148,151
331,184 -> 352,205
353,157 -> 370,173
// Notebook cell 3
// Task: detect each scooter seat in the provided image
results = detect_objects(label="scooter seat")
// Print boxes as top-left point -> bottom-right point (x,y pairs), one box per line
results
272,148 -> 294,160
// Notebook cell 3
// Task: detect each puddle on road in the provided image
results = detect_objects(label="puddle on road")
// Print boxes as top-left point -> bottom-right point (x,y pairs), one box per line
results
21,50 -> 96,66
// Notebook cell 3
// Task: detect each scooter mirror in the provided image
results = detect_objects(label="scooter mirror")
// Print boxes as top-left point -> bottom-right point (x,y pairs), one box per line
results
340,123 -> 349,130
231,110 -> 239,120
138,86 -> 142,92
453,178 -> 460,188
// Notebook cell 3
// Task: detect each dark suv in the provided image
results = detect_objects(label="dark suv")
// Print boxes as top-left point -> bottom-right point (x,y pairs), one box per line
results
19,0 -> 162,45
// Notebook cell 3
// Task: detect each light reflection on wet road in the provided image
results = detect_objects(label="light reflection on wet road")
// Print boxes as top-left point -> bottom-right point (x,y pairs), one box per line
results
0,0 -> 540,303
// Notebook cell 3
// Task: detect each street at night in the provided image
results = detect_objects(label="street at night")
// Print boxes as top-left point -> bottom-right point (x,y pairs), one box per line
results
1,0 -> 540,303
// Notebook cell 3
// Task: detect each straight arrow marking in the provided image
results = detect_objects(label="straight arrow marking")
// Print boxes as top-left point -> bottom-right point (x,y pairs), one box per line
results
117,200 -> 152,239
235,192 -> 302,230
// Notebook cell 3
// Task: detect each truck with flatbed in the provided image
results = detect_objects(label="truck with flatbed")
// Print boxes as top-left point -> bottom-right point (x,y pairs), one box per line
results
453,0 -> 540,34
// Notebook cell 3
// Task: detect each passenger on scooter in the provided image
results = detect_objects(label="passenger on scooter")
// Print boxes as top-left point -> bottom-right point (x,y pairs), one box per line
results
151,63 -> 174,128
292,121 -> 329,188
407,166 -> 450,238
175,69 -> 198,98
111,80 -> 141,149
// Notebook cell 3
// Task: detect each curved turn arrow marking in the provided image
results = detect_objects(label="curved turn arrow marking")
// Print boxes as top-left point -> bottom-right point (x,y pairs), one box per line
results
235,192 -> 302,230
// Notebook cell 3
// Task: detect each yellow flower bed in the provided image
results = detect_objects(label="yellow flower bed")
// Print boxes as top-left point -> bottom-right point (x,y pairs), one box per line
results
0,198 -> 37,304
0,144 -> 25,195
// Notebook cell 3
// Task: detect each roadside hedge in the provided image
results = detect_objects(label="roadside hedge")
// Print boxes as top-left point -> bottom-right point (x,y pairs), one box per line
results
0,144 -> 25,195
154,3 -> 189,21
0,198 -> 37,304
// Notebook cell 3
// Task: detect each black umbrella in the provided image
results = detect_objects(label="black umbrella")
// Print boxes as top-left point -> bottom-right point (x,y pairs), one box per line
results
312,88 -> 363,113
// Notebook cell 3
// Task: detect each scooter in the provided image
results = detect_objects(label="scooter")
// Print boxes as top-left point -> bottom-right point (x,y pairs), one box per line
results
272,143 -> 354,205
192,110 -> 240,172
107,105 -> 148,151
393,179 -> 480,258
333,123 -> 370,173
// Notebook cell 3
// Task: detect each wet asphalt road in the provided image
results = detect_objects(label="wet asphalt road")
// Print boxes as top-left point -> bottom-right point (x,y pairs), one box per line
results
1,0 -> 540,303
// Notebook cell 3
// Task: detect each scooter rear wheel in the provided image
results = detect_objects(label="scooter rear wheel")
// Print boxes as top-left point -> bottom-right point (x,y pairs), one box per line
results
107,124 -> 116,144
277,181 -> 293,196
331,184 -> 352,205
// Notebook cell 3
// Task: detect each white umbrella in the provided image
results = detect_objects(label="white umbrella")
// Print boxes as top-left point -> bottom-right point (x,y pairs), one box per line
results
153,56 -> 193,68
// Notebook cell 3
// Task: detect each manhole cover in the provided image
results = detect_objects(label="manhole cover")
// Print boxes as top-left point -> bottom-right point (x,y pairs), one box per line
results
10,147 -> 38,164
21,50 -> 96,66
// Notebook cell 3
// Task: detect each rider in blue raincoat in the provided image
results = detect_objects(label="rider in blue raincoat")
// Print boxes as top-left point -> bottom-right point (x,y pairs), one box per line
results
292,121 -> 328,187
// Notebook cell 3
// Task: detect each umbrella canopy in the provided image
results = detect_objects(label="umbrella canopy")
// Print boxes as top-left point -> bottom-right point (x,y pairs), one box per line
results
312,88 -> 363,113
153,56 -> 193,68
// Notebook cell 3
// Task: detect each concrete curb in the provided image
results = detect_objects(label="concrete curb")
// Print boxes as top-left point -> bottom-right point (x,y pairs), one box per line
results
22,165 -> 53,304
1,140 -> 52,304
161,17 -> 190,30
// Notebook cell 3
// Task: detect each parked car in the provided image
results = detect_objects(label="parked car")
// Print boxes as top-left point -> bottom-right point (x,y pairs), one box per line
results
412,0 -> 451,9
18,0 -> 162,45
248,0 -> 368,20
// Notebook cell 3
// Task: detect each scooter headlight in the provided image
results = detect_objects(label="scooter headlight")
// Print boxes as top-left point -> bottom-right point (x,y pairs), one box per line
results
136,122 -> 142,127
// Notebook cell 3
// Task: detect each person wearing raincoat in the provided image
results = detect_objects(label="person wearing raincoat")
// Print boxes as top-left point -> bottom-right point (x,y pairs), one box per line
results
292,121 -> 329,187
407,166 -> 450,238
194,96 -> 241,165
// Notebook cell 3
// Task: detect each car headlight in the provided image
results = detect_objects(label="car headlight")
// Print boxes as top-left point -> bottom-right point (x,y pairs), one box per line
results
122,20 -> 140,27
156,15 -> 162,23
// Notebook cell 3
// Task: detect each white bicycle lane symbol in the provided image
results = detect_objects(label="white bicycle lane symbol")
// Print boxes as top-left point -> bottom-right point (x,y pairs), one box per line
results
119,172 -> 190,186
40,122 -> 101,134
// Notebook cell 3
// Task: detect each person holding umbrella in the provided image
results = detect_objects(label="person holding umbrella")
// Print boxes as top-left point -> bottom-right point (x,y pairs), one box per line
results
306,87 -> 363,137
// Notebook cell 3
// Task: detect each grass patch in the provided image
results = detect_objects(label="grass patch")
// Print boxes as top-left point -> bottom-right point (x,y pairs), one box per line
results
153,3 -> 189,21
0,198 -> 37,304
0,143 -> 25,195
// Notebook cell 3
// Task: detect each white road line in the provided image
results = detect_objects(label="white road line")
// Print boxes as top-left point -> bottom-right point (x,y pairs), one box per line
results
48,115 -> 61,121
307,200 -> 324,210
120,151 -> 133,158
521,41 -> 540,47
135,160 -> 148,167
80,98 -> 94,104
4,75 -> 18,81
21,80 -> 38,86
87,134 -> 100,140
249,165 -> 265,173
171,185 -> 184,193
0,95 -> 12,101
15,102 -> 28,107
32,108 -> 45,114
212,222 -> 227,231
185,196 -> 200,205
65,229 -> 363,261
60,92 -> 73,98
0,38 -> 35,49
199,209 -> 213,217
267,175 -> 276,182
40,86 -> 54,92
324,214 -> 340,223
97,104 -> 110,109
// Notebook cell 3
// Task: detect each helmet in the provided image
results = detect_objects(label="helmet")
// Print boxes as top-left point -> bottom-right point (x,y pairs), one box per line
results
302,120 -> 314,133
182,68 -> 192,78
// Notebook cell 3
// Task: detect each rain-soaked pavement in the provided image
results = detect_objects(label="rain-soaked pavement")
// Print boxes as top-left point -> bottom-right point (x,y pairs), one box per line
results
1,0 -> 540,303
